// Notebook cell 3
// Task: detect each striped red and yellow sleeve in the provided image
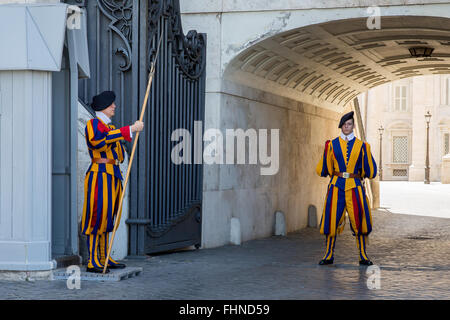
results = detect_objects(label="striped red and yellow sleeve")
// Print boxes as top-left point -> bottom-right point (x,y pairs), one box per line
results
85,119 -> 132,151
316,140 -> 334,177
361,142 -> 377,179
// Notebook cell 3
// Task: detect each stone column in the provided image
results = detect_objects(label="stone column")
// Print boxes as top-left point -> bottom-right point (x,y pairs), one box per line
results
0,71 -> 55,272
409,77 -> 430,181
0,1 -> 68,275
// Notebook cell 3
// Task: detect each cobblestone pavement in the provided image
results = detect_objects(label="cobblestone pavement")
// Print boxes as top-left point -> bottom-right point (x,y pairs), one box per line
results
1,209 -> 450,300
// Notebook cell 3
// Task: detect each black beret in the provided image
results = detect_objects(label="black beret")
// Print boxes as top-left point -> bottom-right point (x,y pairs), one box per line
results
91,91 -> 116,111
338,111 -> 354,128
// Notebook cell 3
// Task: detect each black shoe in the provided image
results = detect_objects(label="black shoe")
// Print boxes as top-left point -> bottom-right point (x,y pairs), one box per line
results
86,266 -> 110,273
359,259 -> 373,266
107,262 -> 126,269
318,259 -> 334,265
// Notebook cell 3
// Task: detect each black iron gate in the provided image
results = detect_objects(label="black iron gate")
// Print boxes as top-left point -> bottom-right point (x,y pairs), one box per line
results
67,0 -> 206,255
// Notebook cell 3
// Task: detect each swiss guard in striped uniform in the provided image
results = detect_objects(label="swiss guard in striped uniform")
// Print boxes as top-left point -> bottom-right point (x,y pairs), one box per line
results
81,91 -> 144,273
315,111 -> 377,266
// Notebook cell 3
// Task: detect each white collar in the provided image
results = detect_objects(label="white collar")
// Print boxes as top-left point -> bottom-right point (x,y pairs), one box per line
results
95,111 -> 111,125
340,131 -> 355,141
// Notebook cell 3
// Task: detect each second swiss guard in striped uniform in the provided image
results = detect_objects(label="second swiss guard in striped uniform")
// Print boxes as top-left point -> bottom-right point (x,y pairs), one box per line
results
315,111 -> 377,266
81,91 -> 144,273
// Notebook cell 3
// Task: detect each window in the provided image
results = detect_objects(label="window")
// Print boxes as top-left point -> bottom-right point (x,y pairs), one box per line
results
444,133 -> 450,155
393,169 -> 407,177
394,85 -> 407,111
393,136 -> 408,163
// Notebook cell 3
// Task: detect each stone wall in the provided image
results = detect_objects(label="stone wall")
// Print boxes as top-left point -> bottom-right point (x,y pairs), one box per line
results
201,81 -> 340,248
180,0 -> 450,13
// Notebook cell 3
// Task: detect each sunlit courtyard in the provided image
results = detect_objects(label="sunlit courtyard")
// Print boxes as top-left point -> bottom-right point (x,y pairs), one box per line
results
380,181 -> 450,219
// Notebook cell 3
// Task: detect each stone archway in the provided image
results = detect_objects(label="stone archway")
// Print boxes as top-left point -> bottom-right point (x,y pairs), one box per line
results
225,15 -> 450,111
180,3 -> 450,248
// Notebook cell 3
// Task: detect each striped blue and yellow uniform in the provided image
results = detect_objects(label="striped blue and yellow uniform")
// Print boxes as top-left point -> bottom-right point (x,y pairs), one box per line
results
316,136 -> 377,262
81,117 -> 131,269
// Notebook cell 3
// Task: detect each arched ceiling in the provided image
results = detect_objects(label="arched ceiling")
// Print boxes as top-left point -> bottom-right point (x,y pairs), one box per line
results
225,16 -> 450,110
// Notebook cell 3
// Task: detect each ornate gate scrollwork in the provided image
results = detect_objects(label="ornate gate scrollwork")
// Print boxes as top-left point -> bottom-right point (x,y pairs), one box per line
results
97,0 -> 133,71
147,0 -> 206,79
142,0 -> 206,253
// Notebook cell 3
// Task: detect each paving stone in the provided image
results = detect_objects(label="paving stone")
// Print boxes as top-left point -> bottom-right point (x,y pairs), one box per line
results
0,209 -> 449,299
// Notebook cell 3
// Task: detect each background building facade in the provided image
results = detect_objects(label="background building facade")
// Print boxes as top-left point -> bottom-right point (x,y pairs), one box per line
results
361,75 -> 450,182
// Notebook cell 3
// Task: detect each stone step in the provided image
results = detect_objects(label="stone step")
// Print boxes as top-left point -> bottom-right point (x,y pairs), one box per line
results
52,266 -> 143,282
